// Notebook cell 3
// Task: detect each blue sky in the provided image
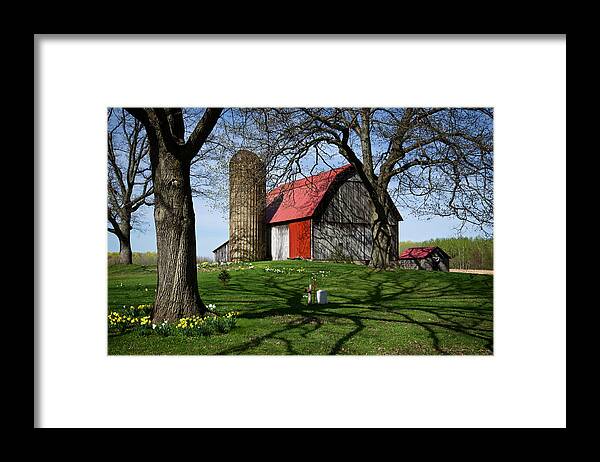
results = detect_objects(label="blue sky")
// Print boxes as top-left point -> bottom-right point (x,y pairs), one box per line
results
107,197 -> 486,258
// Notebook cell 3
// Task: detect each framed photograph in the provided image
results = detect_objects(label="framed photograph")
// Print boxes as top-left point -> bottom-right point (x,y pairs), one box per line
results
35,35 -> 566,428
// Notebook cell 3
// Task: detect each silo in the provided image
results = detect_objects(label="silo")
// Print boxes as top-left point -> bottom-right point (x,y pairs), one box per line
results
229,150 -> 267,261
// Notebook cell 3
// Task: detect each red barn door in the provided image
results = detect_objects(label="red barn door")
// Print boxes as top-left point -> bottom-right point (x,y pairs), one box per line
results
289,219 -> 311,259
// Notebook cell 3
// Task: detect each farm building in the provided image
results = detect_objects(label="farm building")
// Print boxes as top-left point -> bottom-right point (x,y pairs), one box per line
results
213,240 -> 229,263
398,246 -> 451,271
229,150 -> 268,262
213,150 -> 403,263
266,164 -> 402,261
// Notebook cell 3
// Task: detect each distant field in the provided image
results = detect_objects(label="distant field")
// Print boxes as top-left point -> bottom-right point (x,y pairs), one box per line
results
108,252 -> 213,266
108,260 -> 493,355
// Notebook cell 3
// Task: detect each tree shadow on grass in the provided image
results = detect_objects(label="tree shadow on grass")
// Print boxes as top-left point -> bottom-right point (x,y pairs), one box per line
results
216,316 -> 324,355
216,288 -> 325,355
215,273 -> 493,355
328,314 -> 365,355
341,280 -> 493,354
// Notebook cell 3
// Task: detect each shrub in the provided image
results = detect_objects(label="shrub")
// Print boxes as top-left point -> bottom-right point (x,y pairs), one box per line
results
218,269 -> 231,286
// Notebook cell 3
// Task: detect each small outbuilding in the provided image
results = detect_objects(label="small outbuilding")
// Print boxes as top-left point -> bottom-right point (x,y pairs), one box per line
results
398,246 -> 451,272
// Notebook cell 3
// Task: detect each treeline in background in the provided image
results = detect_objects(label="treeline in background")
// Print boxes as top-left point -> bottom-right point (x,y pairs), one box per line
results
109,237 -> 493,269
399,237 -> 493,270
108,252 -> 213,266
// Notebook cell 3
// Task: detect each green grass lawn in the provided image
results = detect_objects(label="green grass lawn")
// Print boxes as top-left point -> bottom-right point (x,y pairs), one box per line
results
107,260 -> 493,355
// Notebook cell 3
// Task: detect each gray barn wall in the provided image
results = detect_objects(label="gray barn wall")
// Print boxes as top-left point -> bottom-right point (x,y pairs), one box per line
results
313,175 -> 398,261
312,222 -> 372,260
213,242 -> 229,263
320,176 -> 371,223
270,224 -> 289,260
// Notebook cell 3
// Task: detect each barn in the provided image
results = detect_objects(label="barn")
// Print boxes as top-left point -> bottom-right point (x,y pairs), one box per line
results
212,151 -> 403,263
266,164 -> 401,261
212,240 -> 229,263
398,246 -> 451,271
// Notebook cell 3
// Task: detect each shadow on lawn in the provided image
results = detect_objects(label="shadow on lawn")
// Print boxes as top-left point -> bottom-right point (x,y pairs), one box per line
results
217,276 -> 493,355
216,288 -> 316,355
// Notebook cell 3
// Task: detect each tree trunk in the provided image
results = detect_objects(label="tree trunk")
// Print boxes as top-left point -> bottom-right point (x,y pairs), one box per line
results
151,146 -> 206,323
118,224 -> 133,264
124,107 -> 222,323
370,216 -> 393,269
369,191 -> 394,269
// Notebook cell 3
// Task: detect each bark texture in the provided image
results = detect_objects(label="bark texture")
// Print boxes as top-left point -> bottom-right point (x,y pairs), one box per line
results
370,217 -> 391,268
368,188 -> 395,269
118,222 -> 133,265
152,147 -> 205,322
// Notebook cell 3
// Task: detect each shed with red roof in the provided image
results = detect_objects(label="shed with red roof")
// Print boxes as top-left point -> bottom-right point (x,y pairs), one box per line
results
398,246 -> 450,271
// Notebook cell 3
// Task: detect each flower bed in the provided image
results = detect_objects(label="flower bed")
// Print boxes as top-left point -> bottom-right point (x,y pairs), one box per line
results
108,304 -> 240,337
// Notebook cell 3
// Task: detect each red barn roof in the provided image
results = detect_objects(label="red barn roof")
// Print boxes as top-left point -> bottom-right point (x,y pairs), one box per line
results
399,246 -> 450,260
266,165 -> 353,224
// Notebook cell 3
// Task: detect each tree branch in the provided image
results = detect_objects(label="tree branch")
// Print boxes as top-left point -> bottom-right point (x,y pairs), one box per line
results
182,108 -> 223,160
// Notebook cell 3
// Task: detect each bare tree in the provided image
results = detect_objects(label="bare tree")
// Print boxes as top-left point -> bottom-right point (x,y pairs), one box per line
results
107,108 -> 153,264
242,108 -> 493,269
125,108 -> 223,322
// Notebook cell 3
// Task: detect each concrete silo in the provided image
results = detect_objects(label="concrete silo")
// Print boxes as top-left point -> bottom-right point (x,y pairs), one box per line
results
229,150 -> 268,261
